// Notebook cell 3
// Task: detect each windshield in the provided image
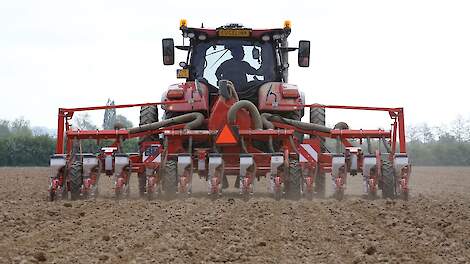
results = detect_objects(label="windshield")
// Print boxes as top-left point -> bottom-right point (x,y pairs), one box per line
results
191,39 -> 278,91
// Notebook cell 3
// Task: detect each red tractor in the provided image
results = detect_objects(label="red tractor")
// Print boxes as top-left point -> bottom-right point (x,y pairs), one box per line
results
49,20 -> 411,201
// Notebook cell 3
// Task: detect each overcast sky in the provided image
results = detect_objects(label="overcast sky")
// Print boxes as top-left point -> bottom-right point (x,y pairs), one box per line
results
1,0 -> 469,130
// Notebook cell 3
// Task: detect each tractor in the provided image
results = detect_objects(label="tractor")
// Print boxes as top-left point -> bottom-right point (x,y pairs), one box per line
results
48,20 -> 411,201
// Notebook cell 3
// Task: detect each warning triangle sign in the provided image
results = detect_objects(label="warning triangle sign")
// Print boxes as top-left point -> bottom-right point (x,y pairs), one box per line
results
216,124 -> 238,145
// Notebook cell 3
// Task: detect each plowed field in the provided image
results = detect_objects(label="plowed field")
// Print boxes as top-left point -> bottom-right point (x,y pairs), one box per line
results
1,167 -> 470,263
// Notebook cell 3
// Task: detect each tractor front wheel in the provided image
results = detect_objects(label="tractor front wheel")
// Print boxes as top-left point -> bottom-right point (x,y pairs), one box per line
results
381,159 -> 396,199
285,160 -> 302,200
162,160 -> 177,197
69,161 -> 83,200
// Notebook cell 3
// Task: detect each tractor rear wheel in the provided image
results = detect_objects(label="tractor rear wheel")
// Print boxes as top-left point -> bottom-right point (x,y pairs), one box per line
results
162,160 -> 177,197
285,160 -> 302,200
69,161 -> 83,200
310,107 -> 326,197
139,105 -> 159,197
381,158 -> 396,199
281,111 -> 304,143
139,105 -> 159,143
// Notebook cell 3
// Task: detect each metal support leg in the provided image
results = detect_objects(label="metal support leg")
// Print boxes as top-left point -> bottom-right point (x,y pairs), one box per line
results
177,153 -> 193,194
270,153 -> 284,200
82,154 -> 100,198
208,153 -> 224,195
362,154 -> 377,198
239,154 -> 256,195
332,154 -> 346,200
49,154 -> 67,201
394,153 -> 410,200
114,154 -> 130,198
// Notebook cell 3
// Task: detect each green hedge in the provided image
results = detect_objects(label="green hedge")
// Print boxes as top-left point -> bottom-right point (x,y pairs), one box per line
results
0,135 -> 139,167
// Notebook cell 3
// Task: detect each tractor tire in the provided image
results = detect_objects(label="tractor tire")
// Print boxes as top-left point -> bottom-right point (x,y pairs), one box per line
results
381,158 -> 397,199
310,107 -> 326,197
310,107 -> 326,143
282,111 -> 304,143
139,105 -> 159,143
285,160 -> 302,200
310,107 -> 326,127
69,161 -> 83,200
162,160 -> 177,197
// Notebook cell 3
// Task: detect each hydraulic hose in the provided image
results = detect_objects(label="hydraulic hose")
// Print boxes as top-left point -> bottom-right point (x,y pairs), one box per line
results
261,113 -> 275,129
227,100 -> 263,153
128,112 -> 205,134
218,80 -> 239,101
260,113 -> 331,133
227,100 -> 263,130
261,113 -> 275,153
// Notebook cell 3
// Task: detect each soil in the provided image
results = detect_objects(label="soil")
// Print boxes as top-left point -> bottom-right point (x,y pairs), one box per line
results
0,167 -> 470,263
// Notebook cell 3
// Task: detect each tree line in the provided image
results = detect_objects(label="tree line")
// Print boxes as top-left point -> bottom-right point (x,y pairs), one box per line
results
0,111 -> 138,166
406,116 -> 470,166
0,114 -> 469,167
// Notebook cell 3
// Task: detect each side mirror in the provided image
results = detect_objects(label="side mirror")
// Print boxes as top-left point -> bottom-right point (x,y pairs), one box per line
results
162,38 -> 175,65
298,40 -> 310,67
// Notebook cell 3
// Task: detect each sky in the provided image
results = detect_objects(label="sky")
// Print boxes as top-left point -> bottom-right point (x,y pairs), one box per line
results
0,0 -> 469,130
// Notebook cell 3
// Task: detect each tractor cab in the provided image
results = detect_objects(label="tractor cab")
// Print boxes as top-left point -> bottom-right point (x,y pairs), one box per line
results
162,20 -> 310,102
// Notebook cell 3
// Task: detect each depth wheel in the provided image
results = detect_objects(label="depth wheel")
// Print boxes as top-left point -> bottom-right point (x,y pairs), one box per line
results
138,172 -> 146,197
334,188 -> 344,201
48,188 -> 56,202
314,171 -> 326,198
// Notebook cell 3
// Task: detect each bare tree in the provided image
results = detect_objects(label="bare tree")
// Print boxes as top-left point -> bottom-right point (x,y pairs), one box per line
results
74,113 -> 97,130
0,120 -> 10,138
115,115 -> 133,129
450,115 -> 468,142
406,125 -> 420,142
418,123 -> 435,143
10,118 -> 32,136
103,99 -> 116,130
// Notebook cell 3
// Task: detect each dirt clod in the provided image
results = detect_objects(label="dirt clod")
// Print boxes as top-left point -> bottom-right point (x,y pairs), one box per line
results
257,241 -> 267,247
364,245 -> 377,255
33,252 -> 46,262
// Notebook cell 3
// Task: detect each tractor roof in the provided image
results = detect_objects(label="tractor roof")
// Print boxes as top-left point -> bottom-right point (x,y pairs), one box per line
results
179,20 -> 291,41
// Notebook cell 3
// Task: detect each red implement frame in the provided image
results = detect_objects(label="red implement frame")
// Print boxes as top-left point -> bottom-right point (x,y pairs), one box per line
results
55,100 -> 191,154
55,101 -> 407,164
